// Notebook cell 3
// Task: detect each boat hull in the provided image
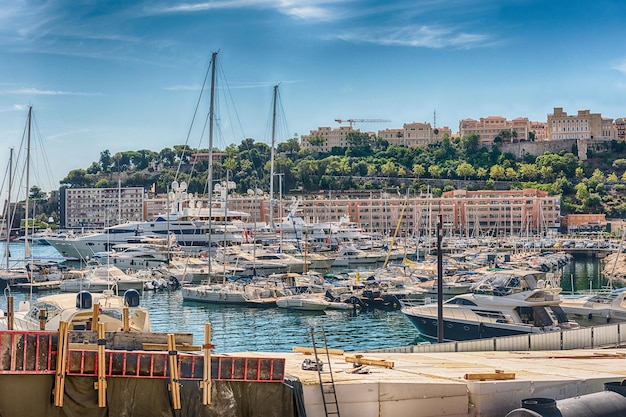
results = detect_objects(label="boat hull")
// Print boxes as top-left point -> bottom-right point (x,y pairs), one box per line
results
403,311 -> 542,341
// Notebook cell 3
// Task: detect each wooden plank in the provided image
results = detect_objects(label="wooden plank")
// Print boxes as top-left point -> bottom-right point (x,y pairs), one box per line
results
68,331 -> 194,350
202,323 -> 212,406
345,355 -> 394,369
96,322 -> 107,407
292,346 -> 344,355
142,343 -> 201,352
464,372 -> 515,381
69,342 -> 99,350
345,364 -> 368,374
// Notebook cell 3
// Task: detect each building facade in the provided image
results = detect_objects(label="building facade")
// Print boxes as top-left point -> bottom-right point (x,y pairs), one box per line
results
60,187 -> 145,229
224,188 -> 560,238
300,126 -> 359,152
378,122 -> 452,147
458,116 -> 532,145
547,107 -> 616,141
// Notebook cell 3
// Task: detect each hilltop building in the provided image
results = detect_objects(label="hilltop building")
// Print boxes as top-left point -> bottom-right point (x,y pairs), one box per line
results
547,107 -> 616,141
458,116 -> 535,145
377,122 -> 453,147
300,126 -> 360,152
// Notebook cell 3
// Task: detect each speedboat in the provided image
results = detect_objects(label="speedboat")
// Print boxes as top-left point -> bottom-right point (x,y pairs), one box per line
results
402,269 -> 579,341
559,288 -> 626,325
59,265 -> 145,293
1,289 -> 151,332
275,293 -> 330,311
181,280 -> 285,306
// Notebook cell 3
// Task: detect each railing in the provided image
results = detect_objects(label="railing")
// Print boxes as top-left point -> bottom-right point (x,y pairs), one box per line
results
0,330 -> 285,382
367,322 -> 626,354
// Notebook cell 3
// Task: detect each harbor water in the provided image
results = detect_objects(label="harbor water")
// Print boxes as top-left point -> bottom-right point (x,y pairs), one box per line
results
0,242 -> 611,353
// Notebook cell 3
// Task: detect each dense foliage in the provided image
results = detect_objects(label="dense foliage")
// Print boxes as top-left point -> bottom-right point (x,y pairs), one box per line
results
57,132 -> 626,217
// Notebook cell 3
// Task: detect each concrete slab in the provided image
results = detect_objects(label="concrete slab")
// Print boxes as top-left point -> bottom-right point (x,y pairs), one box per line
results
238,348 -> 626,417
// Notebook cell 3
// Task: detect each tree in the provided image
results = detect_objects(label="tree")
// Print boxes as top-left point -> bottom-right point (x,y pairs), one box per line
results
307,135 -> 326,149
277,138 -> 301,157
29,186 -> 47,201
575,182 -> 589,202
60,169 -> 94,187
489,164 -> 505,180
381,161 -> 397,177
456,162 -> 475,180
428,164 -> 443,178
412,163 -> 425,180
99,149 -> 112,172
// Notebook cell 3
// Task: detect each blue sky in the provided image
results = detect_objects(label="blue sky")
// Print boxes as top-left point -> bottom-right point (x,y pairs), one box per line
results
1,0 -> 626,193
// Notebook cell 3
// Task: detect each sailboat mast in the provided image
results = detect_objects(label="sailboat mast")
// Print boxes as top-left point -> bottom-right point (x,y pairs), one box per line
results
24,107 -> 32,261
269,84 -> 278,231
3,148 -> 13,268
206,52 -> 217,276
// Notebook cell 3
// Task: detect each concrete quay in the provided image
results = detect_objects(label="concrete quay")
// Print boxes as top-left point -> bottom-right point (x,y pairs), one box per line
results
244,348 -> 626,417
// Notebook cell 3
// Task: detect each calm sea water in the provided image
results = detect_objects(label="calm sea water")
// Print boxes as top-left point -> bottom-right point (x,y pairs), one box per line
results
0,243 -> 610,353
0,242 -> 419,353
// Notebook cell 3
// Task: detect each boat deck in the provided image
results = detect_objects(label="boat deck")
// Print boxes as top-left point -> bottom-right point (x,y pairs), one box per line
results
240,348 -> 626,417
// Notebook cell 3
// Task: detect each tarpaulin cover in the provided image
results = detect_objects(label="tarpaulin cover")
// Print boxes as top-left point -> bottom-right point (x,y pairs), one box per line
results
0,375 -> 297,417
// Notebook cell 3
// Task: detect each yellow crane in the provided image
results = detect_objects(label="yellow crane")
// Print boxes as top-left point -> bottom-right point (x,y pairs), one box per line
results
334,118 -> 390,129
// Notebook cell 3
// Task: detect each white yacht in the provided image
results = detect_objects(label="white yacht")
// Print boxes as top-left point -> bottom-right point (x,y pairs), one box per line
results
560,288 -> 626,325
331,245 -> 384,268
44,182 -> 248,260
402,269 -> 579,341
59,265 -> 145,293
1,290 -> 151,332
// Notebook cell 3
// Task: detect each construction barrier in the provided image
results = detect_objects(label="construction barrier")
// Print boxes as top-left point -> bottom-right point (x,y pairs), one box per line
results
0,330 -> 285,382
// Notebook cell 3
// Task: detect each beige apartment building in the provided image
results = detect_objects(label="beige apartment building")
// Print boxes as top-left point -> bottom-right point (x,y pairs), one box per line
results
300,126 -> 360,152
224,188 -> 559,237
377,122 -> 453,147
547,107 -> 616,141
60,186 -> 145,229
458,116 -> 533,145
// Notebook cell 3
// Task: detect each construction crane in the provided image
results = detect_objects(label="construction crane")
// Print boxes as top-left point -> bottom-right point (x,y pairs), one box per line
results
334,118 -> 390,129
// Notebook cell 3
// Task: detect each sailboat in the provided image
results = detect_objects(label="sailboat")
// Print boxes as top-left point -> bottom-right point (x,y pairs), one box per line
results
0,107 -> 62,288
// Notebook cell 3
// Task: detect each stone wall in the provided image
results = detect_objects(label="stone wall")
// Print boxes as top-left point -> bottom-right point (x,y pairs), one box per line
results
497,138 -> 613,161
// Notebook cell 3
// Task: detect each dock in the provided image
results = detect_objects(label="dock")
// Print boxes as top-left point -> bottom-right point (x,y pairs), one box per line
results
275,348 -> 626,417
3,327 -> 626,416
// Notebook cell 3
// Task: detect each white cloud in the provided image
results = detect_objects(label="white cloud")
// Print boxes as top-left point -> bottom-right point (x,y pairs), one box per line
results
336,24 -> 491,49
2,88 -> 102,96
612,59 -> 626,75
148,0 -> 345,21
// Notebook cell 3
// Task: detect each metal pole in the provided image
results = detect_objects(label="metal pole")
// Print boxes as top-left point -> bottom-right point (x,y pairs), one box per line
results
437,214 -> 444,343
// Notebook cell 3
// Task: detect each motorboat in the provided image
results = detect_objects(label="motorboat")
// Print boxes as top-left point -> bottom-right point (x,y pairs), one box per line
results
275,293 -> 330,311
181,281 -> 285,306
59,265 -> 145,293
402,269 -> 579,341
331,245 -> 383,268
215,247 -> 288,276
559,288 -> 626,325
1,289 -> 151,332
92,238 -> 176,271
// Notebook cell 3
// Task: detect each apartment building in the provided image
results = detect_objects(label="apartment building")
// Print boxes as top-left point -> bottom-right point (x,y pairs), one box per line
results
458,116 -> 532,145
224,188 -> 560,237
377,122 -> 453,147
529,121 -> 548,141
300,126 -> 360,151
547,107 -> 616,141
60,187 -> 145,229
615,118 -> 626,140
